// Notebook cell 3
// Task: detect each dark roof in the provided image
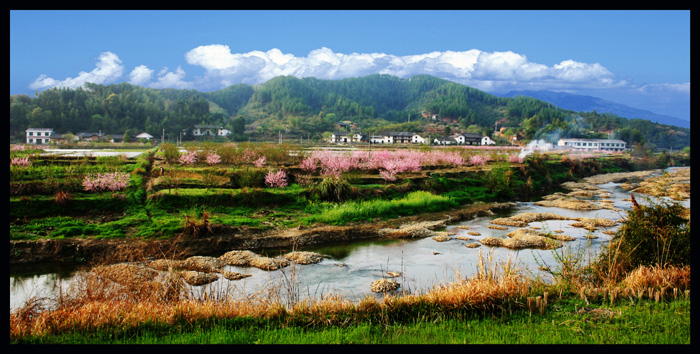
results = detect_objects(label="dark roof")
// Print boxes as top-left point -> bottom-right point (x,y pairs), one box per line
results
383,132 -> 415,137
458,133 -> 483,138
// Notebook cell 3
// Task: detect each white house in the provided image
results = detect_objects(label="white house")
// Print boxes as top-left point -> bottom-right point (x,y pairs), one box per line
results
382,132 -> 414,144
192,124 -> 231,137
453,133 -> 483,145
557,138 -> 626,152
135,132 -> 154,140
434,137 -> 457,145
328,132 -> 351,144
369,135 -> 388,144
26,128 -> 53,144
412,133 -> 428,144
352,133 -> 366,143
481,136 -> 496,145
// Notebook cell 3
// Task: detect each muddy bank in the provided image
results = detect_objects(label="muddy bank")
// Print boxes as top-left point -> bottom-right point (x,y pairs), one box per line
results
10,201 -> 514,265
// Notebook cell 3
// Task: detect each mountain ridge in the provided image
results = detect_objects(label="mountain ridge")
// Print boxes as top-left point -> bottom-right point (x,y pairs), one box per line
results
500,90 -> 690,129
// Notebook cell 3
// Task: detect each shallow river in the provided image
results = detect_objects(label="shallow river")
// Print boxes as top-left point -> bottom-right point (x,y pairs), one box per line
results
10,168 -> 689,311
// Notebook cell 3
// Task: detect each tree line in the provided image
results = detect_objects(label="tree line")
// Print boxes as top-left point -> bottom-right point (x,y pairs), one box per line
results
10,74 -> 689,150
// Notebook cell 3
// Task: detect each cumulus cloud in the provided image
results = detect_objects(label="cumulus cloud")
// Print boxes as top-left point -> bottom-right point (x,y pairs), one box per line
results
29,51 -> 124,90
28,46 -> 624,94
27,46 -> 684,108
128,65 -> 154,86
150,66 -> 192,89
177,45 -> 624,94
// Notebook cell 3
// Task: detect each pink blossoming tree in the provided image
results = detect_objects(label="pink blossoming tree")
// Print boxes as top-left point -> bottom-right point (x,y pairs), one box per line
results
82,172 -> 131,192
206,153 -> 221,165
179,151 -> 197,166
264,169 -> 288,188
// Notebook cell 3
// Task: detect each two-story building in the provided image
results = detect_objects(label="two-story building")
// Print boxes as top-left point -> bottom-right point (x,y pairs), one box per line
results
25,128 -> 53,144
328,131 -> 351,144
453,133 -> 485,145
383,132 -> 414,144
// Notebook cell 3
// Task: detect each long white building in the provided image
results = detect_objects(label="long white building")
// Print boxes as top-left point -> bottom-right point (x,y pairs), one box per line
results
557,138 -> 627,152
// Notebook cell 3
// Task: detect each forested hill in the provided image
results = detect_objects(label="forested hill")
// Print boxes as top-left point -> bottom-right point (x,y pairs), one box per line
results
10,74 -> 689,150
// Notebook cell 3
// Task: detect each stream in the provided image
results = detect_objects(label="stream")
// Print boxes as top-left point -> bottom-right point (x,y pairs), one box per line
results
10,167 -> 690,311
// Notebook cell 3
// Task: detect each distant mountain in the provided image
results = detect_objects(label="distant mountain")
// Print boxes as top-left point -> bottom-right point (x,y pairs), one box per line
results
501,90 -> 690,129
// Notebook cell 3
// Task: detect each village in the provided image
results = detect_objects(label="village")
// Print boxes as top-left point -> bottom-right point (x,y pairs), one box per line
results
24,122 -> 629,153
325,118 -> 627,152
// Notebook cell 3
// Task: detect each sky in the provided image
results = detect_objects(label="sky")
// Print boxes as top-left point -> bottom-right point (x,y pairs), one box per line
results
10,10 -> 690,121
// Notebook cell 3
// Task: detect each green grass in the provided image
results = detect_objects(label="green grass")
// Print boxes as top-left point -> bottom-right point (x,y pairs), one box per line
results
13,298 -> 690,344
307,190 -> 458,225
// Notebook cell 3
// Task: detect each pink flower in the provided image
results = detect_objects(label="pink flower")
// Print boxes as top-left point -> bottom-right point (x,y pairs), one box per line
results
299,156 -> 317,172
469,155 -> 486,166
253,156 -> 266,168
10,157 -> 31,167
379,169 -> 397,181
179,151 -> 197,165
264,169 -> 288,188
206,153 -> 221,165
508,154 -> 524,163
82,172 -> 130,192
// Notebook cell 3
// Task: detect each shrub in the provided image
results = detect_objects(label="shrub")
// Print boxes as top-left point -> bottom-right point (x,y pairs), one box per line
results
82,172 -> 131,192
10,157 -> 31,167
596,195 -> 690,281
508,154 -> 524,163
53,191 -> 72,206
264,170 -> 288,188
205,153 -> 221,165
253,156 -> 266,168
311,177 -> 353,202
179,151 -> 197,166
160,143 -> 181,164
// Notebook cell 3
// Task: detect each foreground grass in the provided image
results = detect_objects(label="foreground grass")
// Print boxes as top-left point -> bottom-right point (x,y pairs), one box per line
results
14,297 -> 690,344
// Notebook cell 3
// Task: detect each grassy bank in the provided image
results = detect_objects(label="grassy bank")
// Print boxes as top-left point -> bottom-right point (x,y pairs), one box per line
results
11,261 -> 691,344
12,296 -> 690,344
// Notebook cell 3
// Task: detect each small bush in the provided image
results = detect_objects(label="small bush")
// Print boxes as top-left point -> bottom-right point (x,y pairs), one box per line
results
595,195 -> 690,282
310,177 -> 352,203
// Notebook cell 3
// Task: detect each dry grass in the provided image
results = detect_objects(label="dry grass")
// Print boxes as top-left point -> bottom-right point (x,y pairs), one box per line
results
282,251 -> 329,265
9,247 -> 691,341
379,219 -> 451,238
219,250 -> 290,270
621,265 -> 690,292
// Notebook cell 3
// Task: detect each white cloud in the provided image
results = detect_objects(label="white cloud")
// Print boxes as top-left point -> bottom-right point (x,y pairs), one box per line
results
27,46 -> 624,93
29,51 -> 124,90
150,66 -> 191,89
26,46 -> 688,119
177,45 -> 626,94
128,65 -> 153,85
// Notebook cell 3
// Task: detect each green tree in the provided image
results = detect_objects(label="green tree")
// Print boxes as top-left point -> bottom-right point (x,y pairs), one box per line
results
232,116 -> 246,135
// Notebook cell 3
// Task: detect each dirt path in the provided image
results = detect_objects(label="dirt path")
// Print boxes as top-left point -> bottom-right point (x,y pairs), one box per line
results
10,202 -> 515,265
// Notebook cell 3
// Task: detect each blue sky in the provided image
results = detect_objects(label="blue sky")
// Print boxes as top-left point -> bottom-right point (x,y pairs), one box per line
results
10,10 -> 690,121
